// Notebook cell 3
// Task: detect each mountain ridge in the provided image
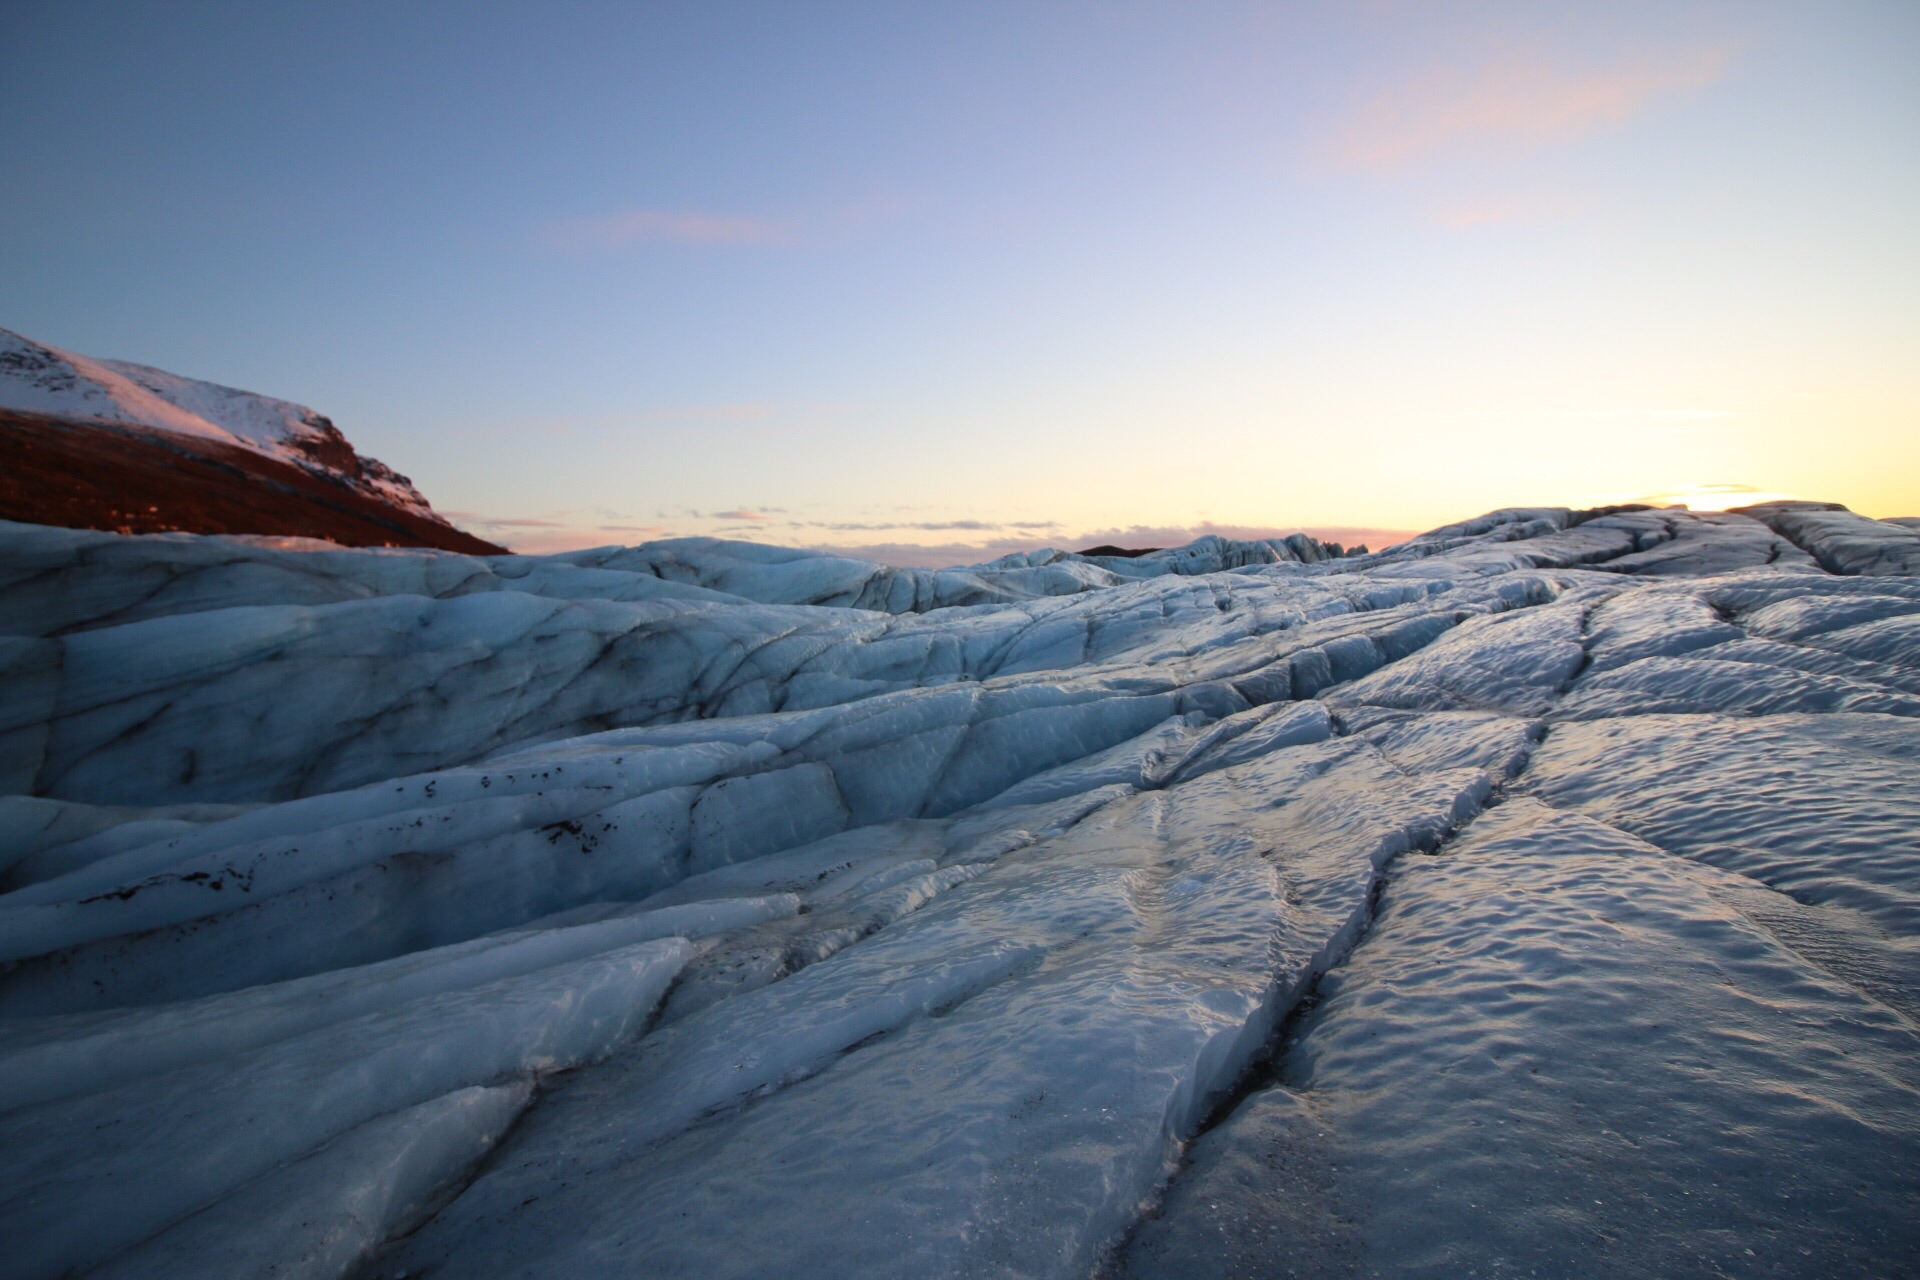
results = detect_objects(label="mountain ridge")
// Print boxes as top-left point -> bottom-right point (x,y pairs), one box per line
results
0,327 -> 502,554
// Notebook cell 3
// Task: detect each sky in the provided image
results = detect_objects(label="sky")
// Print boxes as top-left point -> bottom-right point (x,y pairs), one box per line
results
3,1 -> 1916,562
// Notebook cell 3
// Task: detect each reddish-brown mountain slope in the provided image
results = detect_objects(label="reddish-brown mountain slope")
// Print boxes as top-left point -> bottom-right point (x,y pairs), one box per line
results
0,409 -> 506,553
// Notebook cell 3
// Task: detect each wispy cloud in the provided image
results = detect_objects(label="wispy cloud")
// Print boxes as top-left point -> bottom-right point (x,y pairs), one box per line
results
445,511 -> 1418,566
542,190 -> 908,253
1332,44 -> 1735,173
543,208 -> 793,250
646,402 -> 787,423
808,521 -> 1418,568
1070,521 -> 1416,553
1431,190 -> 1583,230
1587,482 -> 1798,512
798,519 -> 1058,534
466,403 -> 850,445
804,538 -> 1067,569
440,512 -> 570,529
443,510 -> 673,554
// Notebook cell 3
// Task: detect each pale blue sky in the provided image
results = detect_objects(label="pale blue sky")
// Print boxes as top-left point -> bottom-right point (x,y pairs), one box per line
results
4,2 -> 1916,559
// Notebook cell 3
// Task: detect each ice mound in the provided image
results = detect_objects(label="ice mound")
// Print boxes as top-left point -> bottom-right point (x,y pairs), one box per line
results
2,500 -> 1917,1278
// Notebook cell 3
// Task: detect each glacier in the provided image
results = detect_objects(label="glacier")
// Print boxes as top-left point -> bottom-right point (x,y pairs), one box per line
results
1,499 -> 1918,1278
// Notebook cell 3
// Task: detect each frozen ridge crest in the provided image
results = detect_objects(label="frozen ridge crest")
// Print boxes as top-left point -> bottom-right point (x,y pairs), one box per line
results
1,497 -> 1918,1278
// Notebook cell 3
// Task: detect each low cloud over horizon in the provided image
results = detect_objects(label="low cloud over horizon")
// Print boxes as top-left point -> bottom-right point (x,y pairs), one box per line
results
754,518 -> 1418,568
447,511 -> 1419,565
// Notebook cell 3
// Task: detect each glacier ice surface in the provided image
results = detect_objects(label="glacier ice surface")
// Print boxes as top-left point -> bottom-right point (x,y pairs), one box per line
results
1,501 -> 1917,1278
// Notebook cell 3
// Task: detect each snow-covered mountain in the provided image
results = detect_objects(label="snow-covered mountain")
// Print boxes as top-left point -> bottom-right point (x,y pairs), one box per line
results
2,502 -> 1917,1277
0,327 -> 500,552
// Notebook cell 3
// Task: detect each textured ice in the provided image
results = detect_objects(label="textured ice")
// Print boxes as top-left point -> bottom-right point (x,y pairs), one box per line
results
1738,500 -> 1920,576
1123,800 -> 1920,1279
89,1083 -> 532,1280
390,743 -> 1490,1279
1528,713 -> 1920,931
0,908 -> 782,1108
2,500 -> 1917,1277
0,938 -> 690,1278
